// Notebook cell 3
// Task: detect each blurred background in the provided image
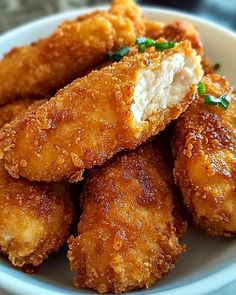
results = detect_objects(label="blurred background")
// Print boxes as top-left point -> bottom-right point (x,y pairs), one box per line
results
0,0 -> 236,34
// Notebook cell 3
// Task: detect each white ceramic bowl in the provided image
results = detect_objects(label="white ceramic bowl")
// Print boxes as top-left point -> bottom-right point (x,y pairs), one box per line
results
0,6 -> 236,295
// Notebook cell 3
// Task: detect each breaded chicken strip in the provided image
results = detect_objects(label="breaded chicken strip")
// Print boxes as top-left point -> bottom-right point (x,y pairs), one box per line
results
0,0 -> 144,105
0,41 -> 203,182
0,99 -> 37,128
150,20 -> 212,74
0,102 -> 76,269
68,141 -> 186,294
0,167 -> 76,268
173,74 -> 236,237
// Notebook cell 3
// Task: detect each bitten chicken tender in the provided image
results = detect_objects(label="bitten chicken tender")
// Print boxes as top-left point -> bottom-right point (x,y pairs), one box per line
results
155,20 -> 203,55
68,141 -> 186,294
0,40 -> 203,182
0,0 -> 144,105
0,102 -> 76,269
173,74 -> 236,237
150,20 -> 212,74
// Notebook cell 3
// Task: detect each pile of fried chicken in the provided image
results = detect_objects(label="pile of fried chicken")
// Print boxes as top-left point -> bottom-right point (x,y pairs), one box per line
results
0,0 -> 235,293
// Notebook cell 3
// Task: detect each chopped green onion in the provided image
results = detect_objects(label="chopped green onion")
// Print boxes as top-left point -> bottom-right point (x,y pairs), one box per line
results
118,47 -> 129,57
136,37 -> 156,52
135,37 -> 147,45
204,94 -> 218,106
212,63 -> 221,71
138,43 -> 146,53
108,46 -> 130,62
145,38 -> 156,48
204,93 -> 231,110
155,41 -> 176,51
197,82 -> 206,96
136,37 -> 174,53
218,94 -> 231,110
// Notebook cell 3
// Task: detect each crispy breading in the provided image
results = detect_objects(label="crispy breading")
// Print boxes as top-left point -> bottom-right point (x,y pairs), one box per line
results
172,74 -> 236,236
68,141 -> 186,294
0,41 -> 203,182
0,99 -> 40,128
144,19 -> 164,38
110,0 -> 144,34
0,101 -> 76,269
0,0 -> 144,105
0,167 -> 76,268
201,55 -> 213,75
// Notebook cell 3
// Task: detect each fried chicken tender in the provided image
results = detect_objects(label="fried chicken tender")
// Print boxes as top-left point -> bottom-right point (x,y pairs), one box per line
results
0,168 -> 76,268
0,41 -> 203,182
172,74 -> 236,237
0,102 -> 76,269
68,141 -> 186,294
0,0 -> 144,105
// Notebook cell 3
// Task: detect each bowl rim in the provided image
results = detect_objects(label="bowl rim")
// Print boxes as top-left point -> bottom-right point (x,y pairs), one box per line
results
1,260 -> 236,295
1,5 -> 236,41
0,5 -> 236,295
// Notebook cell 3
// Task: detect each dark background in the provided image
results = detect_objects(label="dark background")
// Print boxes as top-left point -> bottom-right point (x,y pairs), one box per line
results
0,0 -> 235,34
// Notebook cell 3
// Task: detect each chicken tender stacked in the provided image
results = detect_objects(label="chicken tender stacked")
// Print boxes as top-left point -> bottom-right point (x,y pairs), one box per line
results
0,40 -> 203,182
0,168 -> 75,268
0,0 -> 144,105
173,74 -> 236,236
68,142 -> 186,293
0,101 -> 76,269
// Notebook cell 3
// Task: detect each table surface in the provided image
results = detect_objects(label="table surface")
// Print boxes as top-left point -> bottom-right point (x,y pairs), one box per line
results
0,0 -> 235,294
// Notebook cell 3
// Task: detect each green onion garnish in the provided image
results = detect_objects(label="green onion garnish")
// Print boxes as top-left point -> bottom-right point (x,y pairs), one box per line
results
138,43 -> 146,53
145,38 -> 156,48
204,93 -> 231,110
218,94 -> 231,110
197,82 -> 206,96
135,38 -> 175,53
155,41 -> 176,51
108,46 -> 130,62
136,37 -> 156,51
204,94 -> 218,106
212,63 -> 221,71
135,37 -> 147,45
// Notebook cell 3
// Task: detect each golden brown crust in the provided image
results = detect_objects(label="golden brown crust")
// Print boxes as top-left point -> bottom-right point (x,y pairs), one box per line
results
201,55 -> 213,75
144,19 -> 164,39
172,74 -> 236,236
0,41 -> 199,182
0,166 -> 76,267
0,99 -> 45,128
0,0 -> 144,105
68,141 -> 186,294
110,0 -> 145,36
